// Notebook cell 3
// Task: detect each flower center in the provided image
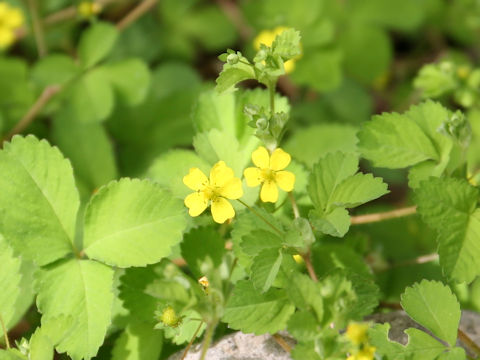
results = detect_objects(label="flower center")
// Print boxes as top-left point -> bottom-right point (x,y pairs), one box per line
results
203,185 -> 221,200
260,168 -> 276,182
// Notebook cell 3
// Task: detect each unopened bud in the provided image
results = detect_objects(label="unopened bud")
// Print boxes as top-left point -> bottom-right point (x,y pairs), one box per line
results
226,53 -> 239,65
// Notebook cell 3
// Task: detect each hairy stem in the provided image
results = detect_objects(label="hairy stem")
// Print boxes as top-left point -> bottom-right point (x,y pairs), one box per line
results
272,333 -> 292,353
181,321 -> 205,360
288,192 -> 300,219
199,321 -> 216,360
2,85 -> 62,143
269,82 -> 276,117
27,0 -> 48,57
116,0 -> 158,31
458,329 -> 480,358
302,251 -> 318,282
237,199 -> 283,236
0,313 -> 10,349
350,206 -> 417,225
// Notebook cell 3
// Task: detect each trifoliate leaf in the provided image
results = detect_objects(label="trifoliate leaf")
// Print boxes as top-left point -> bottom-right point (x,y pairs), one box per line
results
181,227 -> 225,279
370,323 -> 447,360
31,55 -> 80,87
0,136 -> 79,265
36,259 -> 114,360
401,280 -> 461,346
104,59 -> 151,106
223,280 -> 295,334
0,235 -> 21,332
78,22 -> 118,69
415,178 -> 480,282
83,178 -> 187,268
251,248 -> 283,293
62,68 -> 114,123
111,322 -> 163,360
284,124 -> 358,168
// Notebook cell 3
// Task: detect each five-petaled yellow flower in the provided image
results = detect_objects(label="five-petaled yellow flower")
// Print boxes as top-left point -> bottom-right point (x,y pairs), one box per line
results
0,2 -> 24,49
346,322 -> 369,345
244,146 -> 295,203
253,26 -> 299,73
183,161 -> 243,224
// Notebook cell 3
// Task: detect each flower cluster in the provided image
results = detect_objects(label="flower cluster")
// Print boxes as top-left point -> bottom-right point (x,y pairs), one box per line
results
253,26 -> 300,73
183,147 -> 295,223
345,322 -> 376,360
0,2 -> 24,49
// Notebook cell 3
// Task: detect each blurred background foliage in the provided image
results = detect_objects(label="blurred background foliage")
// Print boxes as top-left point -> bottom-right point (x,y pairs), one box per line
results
3,0 -> 480,357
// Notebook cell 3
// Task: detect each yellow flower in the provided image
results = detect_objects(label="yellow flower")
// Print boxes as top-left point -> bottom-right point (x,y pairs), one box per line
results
0,2 -> 24,49
244,146 -> 295,203
346,322 -> 370,345
253,26 -> 297,73
183,161 -> 243,224
77,1 -> 102,18
347,345 -> 376,360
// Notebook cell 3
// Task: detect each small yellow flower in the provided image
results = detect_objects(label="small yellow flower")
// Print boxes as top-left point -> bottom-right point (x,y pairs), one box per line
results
253,26 -> 297,73
0,2 -> 24,49
198,276 -> 209,289
293,254 -> 304,264
244,146 -> 295,203
346,322 -> 370,345
77,1 -> 102,18
347,345 -> 376,360
183,161 -> 243,224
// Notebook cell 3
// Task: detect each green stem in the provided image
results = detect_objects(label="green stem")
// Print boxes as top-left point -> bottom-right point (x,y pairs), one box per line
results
0,313 -> 10,349
237,199 -> 283,236
288,192 -> 300,219
181,321 -> 205,360
199,321 -> 216,360
27,0 -> 48,57
269,81 -> 277,117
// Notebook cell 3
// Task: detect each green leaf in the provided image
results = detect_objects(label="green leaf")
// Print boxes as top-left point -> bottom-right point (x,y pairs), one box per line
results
0,235 -> 21,332
415,178 -> 480,282
291,342 -> 322,360
223,280 -> 295,334
145,149 -> 210,199
241,230 -> 283,256
272,28 -> 302,60
0,349 -> 27,359
311,243 -> 371,278
401,280 -> 460,346
287,273 -> 323,321
104,59 -> 151,106
83,179 -> 187,268
62,68 -> 114,123
36,259 -> 114,360
180,227 -> 225,279
284,124 -> 358,168
31,54 -> 80,87
0,136 -> 79,265
251,248 -> 283,293
287,311 -> 318,341
52,118 -> 117,192
309,207 -> 351,237
111,322 -> 163,360
216,63 -> 256,93
370,323 -> 447,360
78,22 -> 118,69
329,173 -> 389,208
162,310 -> 206,345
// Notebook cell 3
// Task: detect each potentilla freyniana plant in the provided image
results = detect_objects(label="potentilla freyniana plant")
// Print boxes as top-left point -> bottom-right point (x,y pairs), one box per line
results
0,25 -> 479,360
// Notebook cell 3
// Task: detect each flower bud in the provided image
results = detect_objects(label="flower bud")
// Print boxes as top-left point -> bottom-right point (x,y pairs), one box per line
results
226,53 -> 239,65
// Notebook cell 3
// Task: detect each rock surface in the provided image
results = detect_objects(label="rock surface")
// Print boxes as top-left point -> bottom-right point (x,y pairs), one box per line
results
168,310 -> 480,360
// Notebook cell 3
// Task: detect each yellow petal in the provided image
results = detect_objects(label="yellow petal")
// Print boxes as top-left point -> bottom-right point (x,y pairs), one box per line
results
184,192 -> 208,217
211,197 -> 235,223
253,29 -> 274,50
244,167 -> 262,187
270,148 -> 291,171
275,171 -> 295,192
5,8 -> 24,29
0,28 -> 14,48
260,181 -> 278,203
210,161 -> 234,187
220,177 -> 243,199
284,59 -> 295,74
183,168 -> 208,191
252,146 -> 270,169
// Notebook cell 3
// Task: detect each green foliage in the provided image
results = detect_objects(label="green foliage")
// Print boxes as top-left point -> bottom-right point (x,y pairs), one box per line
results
111,322 -> 163,360
78,22 -> 118,69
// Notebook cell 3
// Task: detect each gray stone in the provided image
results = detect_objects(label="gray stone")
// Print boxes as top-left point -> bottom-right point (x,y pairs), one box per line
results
168,311 -> 480,359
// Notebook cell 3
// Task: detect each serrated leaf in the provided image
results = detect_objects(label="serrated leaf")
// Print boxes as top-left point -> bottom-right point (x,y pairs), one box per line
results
370,323 -> 447,360
83,179 -> 187,268
223,280 -> 295,334
79,22 -> 118,69
329,173 -> 389,208
36,259 -> 114,360
111,322 -> 163,360
0,235 -> 21,331
272,28 -> 302,60
241,229 -> 283,256
215,63 -> 255,93
181,227 -> 225,278
0,136 -> 79,265
29,327 -> 54,360
401,280 -> 460,346
251,248 -> 283,293
415,178 -> 480,282
311,243 -> 371,278
104,59 -> 151,106
287,273 -> 323,321
309,207 -> 351,237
